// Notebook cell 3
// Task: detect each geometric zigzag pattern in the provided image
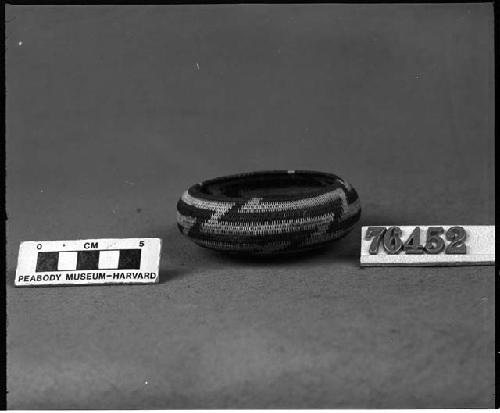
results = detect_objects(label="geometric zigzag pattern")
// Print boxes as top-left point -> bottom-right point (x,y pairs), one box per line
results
177,170 -> 361,254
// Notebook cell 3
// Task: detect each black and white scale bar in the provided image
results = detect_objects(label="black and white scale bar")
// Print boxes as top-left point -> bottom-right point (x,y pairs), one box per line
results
15,238 -> 162,287
35,249 -> 142,272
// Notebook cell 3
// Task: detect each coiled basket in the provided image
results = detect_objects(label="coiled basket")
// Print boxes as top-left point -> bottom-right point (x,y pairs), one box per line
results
177,170 -> 361,255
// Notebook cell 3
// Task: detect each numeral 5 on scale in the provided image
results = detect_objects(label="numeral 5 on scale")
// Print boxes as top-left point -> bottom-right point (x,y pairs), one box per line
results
365,226 -> 467,255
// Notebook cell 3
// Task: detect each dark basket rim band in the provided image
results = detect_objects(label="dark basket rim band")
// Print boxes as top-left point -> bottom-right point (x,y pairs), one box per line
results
186,170 -> 352,203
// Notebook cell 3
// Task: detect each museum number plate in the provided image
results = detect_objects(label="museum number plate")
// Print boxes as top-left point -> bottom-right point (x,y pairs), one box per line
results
15,238 -> 162,287
360,225 -> 494,267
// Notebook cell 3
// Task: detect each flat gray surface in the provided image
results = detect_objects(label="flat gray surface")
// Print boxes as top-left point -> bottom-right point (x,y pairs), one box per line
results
6,4 -> 495,409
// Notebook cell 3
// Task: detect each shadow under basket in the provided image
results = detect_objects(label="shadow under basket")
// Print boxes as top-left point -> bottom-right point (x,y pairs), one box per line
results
176,170 -> 361,255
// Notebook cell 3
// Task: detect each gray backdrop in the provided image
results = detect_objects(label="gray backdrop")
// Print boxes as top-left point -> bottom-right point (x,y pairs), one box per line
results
6,4 -> 495,408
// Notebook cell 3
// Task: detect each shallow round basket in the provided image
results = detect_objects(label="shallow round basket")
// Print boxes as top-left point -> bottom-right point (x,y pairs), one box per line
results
177,170 -> 361,255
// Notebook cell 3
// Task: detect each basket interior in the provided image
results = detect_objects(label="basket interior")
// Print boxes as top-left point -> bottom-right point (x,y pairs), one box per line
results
199,171 -> 338,199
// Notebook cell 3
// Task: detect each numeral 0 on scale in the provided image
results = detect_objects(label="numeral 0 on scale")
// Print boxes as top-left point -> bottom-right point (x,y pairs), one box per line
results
365,226 -> 467,255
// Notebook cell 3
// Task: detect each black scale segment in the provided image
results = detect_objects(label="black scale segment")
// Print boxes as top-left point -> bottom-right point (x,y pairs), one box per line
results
118,249 -> 141,270
77,250 -> 99,270
35,252 -> 59,272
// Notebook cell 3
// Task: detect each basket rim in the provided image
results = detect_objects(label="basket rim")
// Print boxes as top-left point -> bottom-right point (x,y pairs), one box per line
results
186,170 -> 349,202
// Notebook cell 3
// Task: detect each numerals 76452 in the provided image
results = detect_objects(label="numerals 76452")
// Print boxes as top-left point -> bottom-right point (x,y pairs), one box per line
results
365,226 -> 467,255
